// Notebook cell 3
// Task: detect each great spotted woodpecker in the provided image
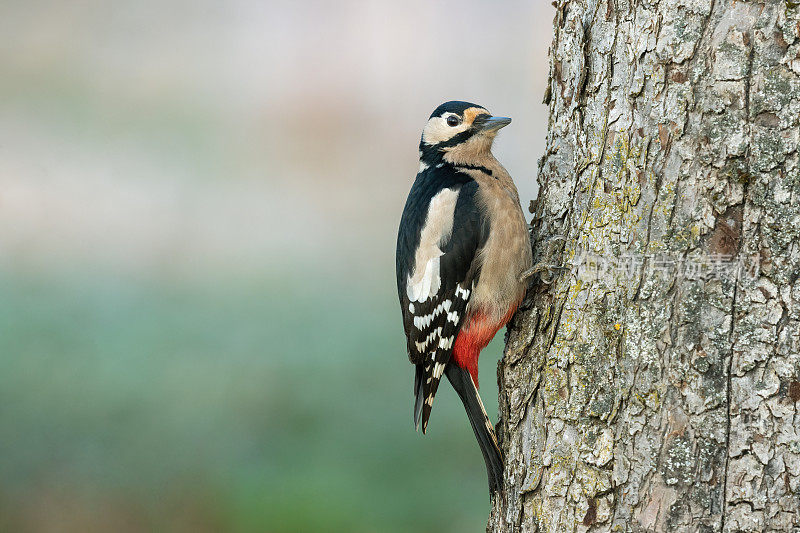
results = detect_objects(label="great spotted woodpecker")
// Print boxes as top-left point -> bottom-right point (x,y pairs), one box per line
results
396,101 -> 533,494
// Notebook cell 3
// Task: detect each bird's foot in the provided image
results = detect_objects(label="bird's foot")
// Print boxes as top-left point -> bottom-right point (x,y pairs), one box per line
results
518,263 -> 569,284
519,235 -> 569,284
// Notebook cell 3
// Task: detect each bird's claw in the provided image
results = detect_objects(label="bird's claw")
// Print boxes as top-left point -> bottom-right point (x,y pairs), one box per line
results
519,234 -> 569,284
518,263 -> 569,284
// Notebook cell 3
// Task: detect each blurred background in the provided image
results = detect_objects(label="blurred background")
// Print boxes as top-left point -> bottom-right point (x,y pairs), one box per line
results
0,1 -> 552,531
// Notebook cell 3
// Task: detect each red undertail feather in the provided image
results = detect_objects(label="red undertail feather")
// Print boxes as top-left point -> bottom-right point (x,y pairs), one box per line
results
452,304 -> 520,388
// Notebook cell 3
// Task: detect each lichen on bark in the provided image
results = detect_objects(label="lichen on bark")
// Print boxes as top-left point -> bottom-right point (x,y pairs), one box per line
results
491,1 -> 800,531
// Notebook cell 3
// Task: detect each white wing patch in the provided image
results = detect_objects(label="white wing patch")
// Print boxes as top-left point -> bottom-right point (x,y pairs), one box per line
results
406,188 -> 459,303
433,362 -> 446,380
455,284 -> 470,299
413,299 -> 452,330
413,313 -> 434,330
414,326 -> 442,353
438,336 -> 454,350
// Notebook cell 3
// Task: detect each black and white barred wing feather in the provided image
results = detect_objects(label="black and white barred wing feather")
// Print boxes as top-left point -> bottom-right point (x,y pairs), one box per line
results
396,174 -> 487,433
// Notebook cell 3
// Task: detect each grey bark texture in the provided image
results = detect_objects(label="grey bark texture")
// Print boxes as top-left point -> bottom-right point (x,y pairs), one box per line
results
490,1 -> 800,531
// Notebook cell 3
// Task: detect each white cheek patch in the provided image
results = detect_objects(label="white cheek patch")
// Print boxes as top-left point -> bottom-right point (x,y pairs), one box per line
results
406,188 -> 460,303
421,115 -> 470,146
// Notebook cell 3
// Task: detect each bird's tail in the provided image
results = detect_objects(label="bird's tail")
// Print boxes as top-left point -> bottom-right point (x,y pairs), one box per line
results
444,363 -> 504,494
413,365 -> 424,430
413,363 -> 444,433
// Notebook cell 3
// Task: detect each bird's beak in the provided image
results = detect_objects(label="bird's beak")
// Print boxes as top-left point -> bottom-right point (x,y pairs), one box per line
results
475,115 -> 512,132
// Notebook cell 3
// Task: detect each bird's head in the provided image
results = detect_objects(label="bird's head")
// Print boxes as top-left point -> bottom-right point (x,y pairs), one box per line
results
419,101 -> 511,165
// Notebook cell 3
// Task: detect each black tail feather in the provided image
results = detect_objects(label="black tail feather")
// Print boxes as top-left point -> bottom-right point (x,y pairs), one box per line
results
413,365 -> 424,430
413,362 -> 445,433
445,363 -> 504,494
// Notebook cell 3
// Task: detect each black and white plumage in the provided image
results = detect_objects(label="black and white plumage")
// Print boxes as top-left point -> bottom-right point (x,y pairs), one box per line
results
397,166 -> 488,431
396,101 -> 533,495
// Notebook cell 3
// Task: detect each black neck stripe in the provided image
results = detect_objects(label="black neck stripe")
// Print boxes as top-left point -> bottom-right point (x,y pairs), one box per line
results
418,129 -> 477,166
436,129 -> 474,149
455,163 -> 493,177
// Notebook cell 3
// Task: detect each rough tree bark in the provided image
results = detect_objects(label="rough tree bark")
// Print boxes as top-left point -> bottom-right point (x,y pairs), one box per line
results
490,1 -> 800,531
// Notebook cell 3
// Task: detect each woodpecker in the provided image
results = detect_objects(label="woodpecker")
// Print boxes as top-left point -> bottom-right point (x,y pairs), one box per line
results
396,101 -> 533,494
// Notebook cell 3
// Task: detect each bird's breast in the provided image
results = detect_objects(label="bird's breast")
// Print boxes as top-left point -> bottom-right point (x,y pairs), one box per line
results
468,180 -> 533,323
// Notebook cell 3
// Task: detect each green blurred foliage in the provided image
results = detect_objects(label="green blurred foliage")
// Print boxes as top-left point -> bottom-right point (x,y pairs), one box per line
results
0,271 -> 504,532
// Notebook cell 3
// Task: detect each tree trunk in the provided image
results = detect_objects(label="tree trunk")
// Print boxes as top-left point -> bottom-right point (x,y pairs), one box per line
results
490,1 -> 800,531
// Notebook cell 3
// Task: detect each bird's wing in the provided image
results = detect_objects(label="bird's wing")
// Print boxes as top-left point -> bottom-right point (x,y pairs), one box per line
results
396,169 -> 489,432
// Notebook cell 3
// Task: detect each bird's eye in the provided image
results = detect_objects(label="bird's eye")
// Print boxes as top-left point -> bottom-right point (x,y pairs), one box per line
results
446,115 -> 461,127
